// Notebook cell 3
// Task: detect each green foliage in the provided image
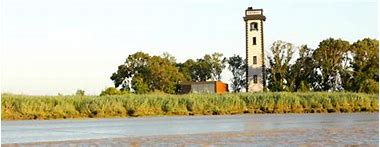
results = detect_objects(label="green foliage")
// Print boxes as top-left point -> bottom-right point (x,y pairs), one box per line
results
99,87 -> 128,96
2,92 -> 378,120
193,57 -> 213,81
312,38 -> 351,91
350,38 -> 379,93
298,81 -> 309,92
146,55 -> 184,94
177,59 -> 197,81
110,52 -> 184,94
75,89 -> 85,96
266,38 -> 378,94
267,40 -> 296,91
110,51 -> 150,90
358,79 -> 379,94
225,55 -> 247,92
177,52 -> 225,82
209,52 -> 225,80
131,75 -> 150,94
110,51 -> 226,94
288,45 -> 314,92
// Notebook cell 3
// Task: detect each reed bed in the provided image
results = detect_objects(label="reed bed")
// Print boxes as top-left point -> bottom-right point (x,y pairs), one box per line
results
1,92 -> 378,120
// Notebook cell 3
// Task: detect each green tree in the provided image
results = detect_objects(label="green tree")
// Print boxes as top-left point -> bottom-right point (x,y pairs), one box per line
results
110,52 -> 184,94
267,40 -> 295,91
194,57 -> 213,81
177,59 -> 197,82
75,89 -> 85,96
287,45 -> 315,92
146,55 -> 184,94
194,52 -> 225,81
312,38 -> 350,91
350,38 -> 379,93
177,52 -> 224,82
225,55 -> 247,92
110,52 -> 150,90
162,52 -> 177,65
209,52 -> 225,80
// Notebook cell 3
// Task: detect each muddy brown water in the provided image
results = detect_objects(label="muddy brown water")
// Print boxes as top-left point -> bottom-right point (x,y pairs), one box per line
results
2,113 -> 378,146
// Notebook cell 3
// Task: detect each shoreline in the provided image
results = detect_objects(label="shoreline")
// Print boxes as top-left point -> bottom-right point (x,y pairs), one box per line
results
1,111 -> 378,122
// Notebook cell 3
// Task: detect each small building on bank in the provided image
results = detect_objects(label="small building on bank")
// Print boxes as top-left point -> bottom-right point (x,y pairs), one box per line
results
180,81 -> 229,94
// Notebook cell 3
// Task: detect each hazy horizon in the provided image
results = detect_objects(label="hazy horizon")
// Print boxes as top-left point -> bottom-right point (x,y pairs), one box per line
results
1,0 -> 378,95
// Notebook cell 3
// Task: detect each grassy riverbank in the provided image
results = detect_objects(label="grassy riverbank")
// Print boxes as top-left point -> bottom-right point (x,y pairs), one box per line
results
1,92 -> 378,120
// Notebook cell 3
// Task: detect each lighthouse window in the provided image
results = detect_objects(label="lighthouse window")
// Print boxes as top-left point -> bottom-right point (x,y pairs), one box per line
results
253,37 -> 257,45
253,75 -> 258,83
253,56 -> 257,64
250,22 -> 258,31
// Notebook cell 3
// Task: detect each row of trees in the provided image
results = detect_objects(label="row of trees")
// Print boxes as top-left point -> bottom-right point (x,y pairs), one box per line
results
110,52 -> 230,94
267,38 -> 378,93
110,37 -> 378,94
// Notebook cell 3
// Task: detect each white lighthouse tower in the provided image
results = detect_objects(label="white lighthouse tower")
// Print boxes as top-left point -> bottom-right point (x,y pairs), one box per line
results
244,7 -> 266,92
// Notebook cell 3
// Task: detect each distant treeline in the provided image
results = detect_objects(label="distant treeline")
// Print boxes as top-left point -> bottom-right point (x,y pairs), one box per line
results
2,92 -> 378,120
107,37 -> 378,95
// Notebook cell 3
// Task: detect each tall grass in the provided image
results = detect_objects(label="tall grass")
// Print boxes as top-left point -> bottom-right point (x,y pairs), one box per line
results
1,92 -> 378,120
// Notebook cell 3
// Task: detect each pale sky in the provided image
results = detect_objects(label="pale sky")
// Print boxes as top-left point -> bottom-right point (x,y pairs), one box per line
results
1,0 -> 378,95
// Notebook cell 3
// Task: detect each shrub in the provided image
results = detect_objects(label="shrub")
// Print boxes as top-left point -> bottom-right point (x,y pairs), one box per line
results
100,87 -> 128,96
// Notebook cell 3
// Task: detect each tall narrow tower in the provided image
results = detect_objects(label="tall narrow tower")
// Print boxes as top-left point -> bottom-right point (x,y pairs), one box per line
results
244,7 -> 266,92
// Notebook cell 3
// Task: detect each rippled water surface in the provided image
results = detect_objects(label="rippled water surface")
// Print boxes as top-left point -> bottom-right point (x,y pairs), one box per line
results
2,113 -> 378,146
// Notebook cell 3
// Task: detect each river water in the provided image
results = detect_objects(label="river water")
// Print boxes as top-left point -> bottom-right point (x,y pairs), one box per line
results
2,113 -> 378,146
